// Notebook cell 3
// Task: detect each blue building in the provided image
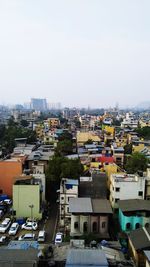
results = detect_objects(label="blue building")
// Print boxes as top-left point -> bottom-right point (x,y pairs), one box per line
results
118,199 -> 150,233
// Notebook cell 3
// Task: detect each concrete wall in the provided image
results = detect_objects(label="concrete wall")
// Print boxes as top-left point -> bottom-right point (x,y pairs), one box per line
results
13,184 -> 42,219
0,161 -> 22,197
119,209 -> 150,232
110,175 -> 145,209
70,214 -> 108,236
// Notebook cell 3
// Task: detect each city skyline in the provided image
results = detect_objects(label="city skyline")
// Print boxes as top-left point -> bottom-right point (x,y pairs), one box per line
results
0,0 -> 150,107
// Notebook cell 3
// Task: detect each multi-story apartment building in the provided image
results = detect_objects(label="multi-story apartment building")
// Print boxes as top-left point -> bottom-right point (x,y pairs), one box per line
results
59,178 -> 78,226
109,173 -> 145,209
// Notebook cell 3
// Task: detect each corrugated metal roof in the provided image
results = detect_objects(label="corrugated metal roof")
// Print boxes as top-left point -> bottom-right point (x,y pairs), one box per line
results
66,249 -> 108,266
129,226 -> 150,250
118,199 -> 150,212
69,198 -> 92,213
92,199 -> 112,214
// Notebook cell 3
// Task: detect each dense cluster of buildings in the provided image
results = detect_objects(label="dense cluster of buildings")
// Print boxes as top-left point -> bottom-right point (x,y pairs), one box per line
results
0,107 -> 150,266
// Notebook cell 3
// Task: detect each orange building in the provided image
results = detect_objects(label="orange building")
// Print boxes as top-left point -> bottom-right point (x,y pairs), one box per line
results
0,160 -> 23,197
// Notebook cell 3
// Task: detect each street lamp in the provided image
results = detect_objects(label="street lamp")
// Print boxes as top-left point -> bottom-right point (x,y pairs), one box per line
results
29,204 -> 34,236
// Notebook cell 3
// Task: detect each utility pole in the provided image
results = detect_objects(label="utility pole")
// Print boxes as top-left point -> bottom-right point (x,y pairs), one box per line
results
29,204 -> 34,236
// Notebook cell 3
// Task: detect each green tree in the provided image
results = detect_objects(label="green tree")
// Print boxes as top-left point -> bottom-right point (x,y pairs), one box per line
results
124,143 -> 132,154
55,139 -> 73,156
46,156 -> 83,182
0,123 -> 37,152
84,139 -> 93,145
136,126 -> 150,140
20,120 -> 29,127
125,152 -> 148,174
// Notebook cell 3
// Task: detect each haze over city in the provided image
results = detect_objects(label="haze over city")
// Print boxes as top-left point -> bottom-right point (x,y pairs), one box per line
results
0,0 -> 150,108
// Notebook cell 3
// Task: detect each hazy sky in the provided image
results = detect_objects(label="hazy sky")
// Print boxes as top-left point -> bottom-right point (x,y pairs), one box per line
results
0,0 -> 150,108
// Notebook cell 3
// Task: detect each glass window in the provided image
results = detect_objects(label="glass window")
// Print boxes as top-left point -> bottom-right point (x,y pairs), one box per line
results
74,222 -> 79,229
102,222 -> 106,228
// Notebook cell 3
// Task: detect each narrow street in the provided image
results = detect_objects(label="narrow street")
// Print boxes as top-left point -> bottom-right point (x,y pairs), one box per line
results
44,203 -> 58,243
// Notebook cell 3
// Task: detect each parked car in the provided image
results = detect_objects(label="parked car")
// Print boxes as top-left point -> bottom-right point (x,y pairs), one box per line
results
38,230 -> 46,242
26,218 -> 37,223
18,233 -> 35,241
0,235 -> 7,244
55,232 -> 63,245
3,199 -> 12,205
0,218 -> 11,233
0,205 -> 7,213
22,222 -> 38,231
8,222 -> 19,235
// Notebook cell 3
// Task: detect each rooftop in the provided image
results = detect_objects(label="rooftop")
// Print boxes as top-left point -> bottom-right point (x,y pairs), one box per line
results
129,226 -> 150,250
118,199 -> 150,212
112,174 -> 139,182
66,249 -> 108,267
69,198 -> 112,214
69,198 -> 92,213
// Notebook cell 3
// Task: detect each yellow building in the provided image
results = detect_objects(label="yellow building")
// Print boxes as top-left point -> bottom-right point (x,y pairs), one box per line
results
48,118 -> 60,128
13,178 -> 42,219
76,131 -> 101,146
132,143 -> 145,153
139,119 -> 150,128
35,124 -> 44,139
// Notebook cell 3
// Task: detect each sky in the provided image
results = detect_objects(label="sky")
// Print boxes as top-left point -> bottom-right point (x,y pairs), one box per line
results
0,0 -> 150,108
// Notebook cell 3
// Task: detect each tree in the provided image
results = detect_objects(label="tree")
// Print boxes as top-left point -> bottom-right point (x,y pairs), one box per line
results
0,122 -> 37,153
20,120 -> 29,127
84,139 -> 93,145
125,152 -> 148,174
124,143 -> 132,154
55,139 -> 73,156
136,126 -> 150,140
58,131 -> 73,142
46,156 -> 83,182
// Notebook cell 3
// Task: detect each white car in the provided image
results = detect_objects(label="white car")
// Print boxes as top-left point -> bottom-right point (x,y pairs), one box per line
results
22,222 -> 38,231
3,199 -> 12,205
0,236 -> 7,243
8,222 -> 19,235
18,233 -> 35,241
0,218 -> 11,233
38,230 -> 46,242
55,232 -> 63,244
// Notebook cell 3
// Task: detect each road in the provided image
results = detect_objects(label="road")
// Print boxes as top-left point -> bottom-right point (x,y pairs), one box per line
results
44,203 -> 58,243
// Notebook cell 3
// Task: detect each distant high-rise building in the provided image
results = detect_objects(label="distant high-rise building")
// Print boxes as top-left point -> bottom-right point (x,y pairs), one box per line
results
31,98 -> 47,111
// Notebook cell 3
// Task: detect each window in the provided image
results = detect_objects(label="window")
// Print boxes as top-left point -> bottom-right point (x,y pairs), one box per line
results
138,191 -> 143,197
61,197 -> 64,200
0,189 -> 3,194
67,207 -> 69,213
135,223 -> 140,229
83,222 -> 88,233
74,222 -> 79,229
126,223 -> 131,230
115,187 -> 120,192
102,222 -> 106,228
61,206 -> 64,210
115,198 -> 119,203
92,222 -> 97,233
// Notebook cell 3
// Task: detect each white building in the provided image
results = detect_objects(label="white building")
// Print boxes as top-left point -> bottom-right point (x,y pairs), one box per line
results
32,163 -> 46,201
109,173 -> 145,209
59,178 -> 78,226
69,198 -> 112,238
145,168 -> 150,200
121,112 -> 138,129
